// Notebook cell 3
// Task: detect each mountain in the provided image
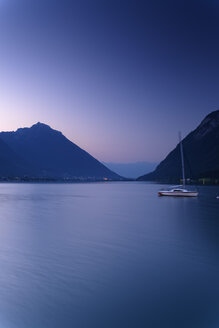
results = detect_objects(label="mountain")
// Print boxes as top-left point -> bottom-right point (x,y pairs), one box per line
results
138,110 -> 219,182
0,122 -> 121,180
0,138 -> 31,177
104,162 -> 157,179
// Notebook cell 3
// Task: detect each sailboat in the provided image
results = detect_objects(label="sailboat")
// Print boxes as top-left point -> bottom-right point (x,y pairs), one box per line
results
158,133 -> 198,197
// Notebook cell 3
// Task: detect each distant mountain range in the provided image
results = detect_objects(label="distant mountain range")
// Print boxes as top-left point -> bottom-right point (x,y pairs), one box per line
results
138,110 -> 219,183
0,123 -> 121,180
104,162 -> 157,179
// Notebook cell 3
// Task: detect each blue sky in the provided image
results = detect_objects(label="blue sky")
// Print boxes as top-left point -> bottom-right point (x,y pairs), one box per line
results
0,0 -> 219,162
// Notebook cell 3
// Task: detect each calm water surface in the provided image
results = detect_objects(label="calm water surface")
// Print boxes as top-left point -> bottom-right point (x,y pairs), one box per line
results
0,182 -> 218,328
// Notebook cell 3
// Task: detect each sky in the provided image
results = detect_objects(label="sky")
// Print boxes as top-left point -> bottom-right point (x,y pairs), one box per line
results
0,0 -> 219,162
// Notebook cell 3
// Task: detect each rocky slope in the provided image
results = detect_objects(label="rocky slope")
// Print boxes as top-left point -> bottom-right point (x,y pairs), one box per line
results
0,123 -> 121,180
138,110 -> 219,182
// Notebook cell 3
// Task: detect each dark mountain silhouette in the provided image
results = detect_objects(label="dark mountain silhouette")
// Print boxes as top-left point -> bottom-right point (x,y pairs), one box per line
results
0,122 -> 121,180
138,110 -> 219,182
0,138 -> 31,177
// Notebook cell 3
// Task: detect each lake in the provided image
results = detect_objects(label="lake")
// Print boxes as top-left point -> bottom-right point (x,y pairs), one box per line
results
0,182 -> 218,328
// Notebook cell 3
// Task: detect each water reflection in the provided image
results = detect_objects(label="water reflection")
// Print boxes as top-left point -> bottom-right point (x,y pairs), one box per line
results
0,182 -> 218,327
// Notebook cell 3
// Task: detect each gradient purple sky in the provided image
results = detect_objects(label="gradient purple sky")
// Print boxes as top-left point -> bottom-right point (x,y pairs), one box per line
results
1,0 -> 219,162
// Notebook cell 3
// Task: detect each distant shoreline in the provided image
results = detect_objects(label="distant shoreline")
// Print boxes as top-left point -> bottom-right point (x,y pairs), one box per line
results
0,177 -> 218,185
137,179 -> 219,186
0,177 -> 134,183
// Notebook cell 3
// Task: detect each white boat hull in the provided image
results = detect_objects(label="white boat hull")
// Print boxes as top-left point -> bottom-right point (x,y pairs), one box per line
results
158,191 -> 198,197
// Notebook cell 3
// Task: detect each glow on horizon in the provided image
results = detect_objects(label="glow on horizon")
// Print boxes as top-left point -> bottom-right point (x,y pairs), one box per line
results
0,0 -> 219,163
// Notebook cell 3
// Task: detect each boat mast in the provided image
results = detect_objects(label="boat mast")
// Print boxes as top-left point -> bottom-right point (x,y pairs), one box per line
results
179,132 -> 185,187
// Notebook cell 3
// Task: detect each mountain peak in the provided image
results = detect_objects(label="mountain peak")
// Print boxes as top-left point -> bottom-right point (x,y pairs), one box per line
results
200,110 -> 219,126
0,122 -> 121,180
31,122 -> 52,130
138,109 -> 219,182
195,109 -> 219,139
13,122 -> 55,136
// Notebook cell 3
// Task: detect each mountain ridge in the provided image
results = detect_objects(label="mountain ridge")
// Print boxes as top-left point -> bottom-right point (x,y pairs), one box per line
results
137,110 -> 219,183
0,122 -> 121,180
